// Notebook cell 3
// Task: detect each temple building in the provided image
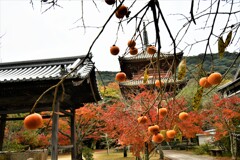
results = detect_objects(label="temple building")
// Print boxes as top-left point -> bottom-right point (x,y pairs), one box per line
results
117,24 -> 187,98
0,54 -> 101,160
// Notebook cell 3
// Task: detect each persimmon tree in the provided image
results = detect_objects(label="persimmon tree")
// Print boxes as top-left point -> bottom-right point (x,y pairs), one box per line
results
27,0 -> 240,110
15,0 -> 240,159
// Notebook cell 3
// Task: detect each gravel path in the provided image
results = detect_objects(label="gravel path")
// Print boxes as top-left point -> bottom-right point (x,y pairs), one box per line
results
163,150 -> 230,160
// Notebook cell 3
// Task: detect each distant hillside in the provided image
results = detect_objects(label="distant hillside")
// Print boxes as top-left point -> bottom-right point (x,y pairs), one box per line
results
96,71 -> 117,85
186,52 -> 239,79
96,52 -> 240,84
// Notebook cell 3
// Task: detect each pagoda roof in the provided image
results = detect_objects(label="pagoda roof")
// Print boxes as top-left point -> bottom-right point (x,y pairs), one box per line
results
118,51 -> 184,80
119,51 -> 184,62
118,77 -> 187,99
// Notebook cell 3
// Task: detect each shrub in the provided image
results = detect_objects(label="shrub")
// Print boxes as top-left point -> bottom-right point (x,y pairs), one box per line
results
194,143 -> 213,155
83,147 -> 94,160
3,140 -> 27,151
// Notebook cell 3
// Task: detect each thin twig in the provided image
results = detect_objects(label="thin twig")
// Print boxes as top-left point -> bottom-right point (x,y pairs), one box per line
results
190,0 -> 196,24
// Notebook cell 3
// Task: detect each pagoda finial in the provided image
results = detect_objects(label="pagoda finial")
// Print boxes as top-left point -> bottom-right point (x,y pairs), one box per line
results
143,22 -> 149,50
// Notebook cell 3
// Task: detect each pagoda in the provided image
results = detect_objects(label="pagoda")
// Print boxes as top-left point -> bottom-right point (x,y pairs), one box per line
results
118,24 -> 187,98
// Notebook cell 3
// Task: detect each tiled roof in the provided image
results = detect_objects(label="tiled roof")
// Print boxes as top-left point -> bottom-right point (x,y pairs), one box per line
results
0,55 -> 94,83
119,51 -> 183,61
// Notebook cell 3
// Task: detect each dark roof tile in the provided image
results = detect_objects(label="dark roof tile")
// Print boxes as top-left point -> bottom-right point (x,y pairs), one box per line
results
0,55 -> 93,83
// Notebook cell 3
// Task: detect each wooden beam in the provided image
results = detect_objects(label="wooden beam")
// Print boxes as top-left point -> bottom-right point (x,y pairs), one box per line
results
51,101 -> 60,160
71,109 -> 77,160
0,106 -> 53,114
5,114 -> 68,121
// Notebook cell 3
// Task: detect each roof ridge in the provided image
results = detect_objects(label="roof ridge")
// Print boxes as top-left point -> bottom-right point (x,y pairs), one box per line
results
0,55 -> 88,69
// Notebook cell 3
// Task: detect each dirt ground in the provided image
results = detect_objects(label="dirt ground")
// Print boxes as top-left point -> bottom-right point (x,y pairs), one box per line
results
47,149 -> 233,160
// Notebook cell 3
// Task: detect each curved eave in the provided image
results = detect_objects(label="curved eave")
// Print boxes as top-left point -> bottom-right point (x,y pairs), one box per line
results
217,78 -> 240,96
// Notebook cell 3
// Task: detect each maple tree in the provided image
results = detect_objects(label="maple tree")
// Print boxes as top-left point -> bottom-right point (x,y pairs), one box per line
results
74,104 -> 104,160
3,114 -> 50,151
201,94 -> 240,159
100,85 -> 205,159
99,82 -> 121,103
44,104 -> 105,160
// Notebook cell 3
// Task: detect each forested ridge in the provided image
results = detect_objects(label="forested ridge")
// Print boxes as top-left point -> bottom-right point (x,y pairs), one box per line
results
186,52 -> 239,79
97,52 -> 240,84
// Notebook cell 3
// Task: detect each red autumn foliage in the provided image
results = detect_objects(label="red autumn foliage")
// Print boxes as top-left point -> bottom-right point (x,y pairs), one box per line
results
101,88 -> 205,156
201,94 -> 240,140
75,104 -> 103,141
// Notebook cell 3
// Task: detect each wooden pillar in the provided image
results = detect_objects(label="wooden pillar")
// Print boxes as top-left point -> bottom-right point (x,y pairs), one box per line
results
51,101 -> 60,160
71,109 -> 76,160
0,114 -> 7,151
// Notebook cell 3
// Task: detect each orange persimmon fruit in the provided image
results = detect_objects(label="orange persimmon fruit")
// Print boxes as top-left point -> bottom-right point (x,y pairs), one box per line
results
166,130 -> 176,139
152,133 -> 164,143
129,47 -> 138,55
115,5 -> 128,19
105,0 -> 115,5
147,45 -> 157,55
179,112 -> 189,121
207,72 -> 222,85
159,108 -> 167,117
115,72 -> 126,82
155,80 -> 164,88
199,77 -> 212,88
24,113 -> 43,130
127,40 -> 136,48
137,115 -> 147,124
148,125 -> 160,135
110,45 -> 120,55
115,11 -> 124,19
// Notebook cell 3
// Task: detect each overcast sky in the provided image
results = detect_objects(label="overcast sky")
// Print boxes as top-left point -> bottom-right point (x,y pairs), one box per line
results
0,0 -> 238,71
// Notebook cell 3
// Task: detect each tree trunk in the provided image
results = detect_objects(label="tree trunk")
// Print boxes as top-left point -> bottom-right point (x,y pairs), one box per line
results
0,114 -> 7,151
157,145 -> 164,160
123,146 -> 128,157
136,156 -> 142,160
76,142 -> 84,160
144,142 -> 149,160
230,132 -> 237,160
76,152 -> 83,160
105,134 -> 110,155
91,140 -> 96,150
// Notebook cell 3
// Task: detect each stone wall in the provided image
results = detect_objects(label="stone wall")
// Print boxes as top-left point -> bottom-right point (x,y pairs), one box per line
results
0,149 -> 48,160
